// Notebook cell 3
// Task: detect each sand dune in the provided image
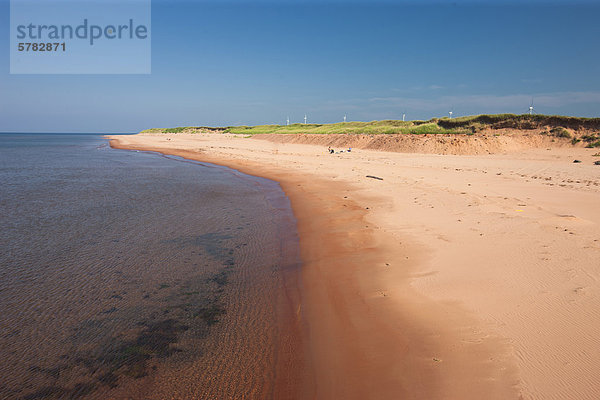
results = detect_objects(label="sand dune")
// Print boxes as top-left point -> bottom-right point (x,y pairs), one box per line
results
109,132 -> 600,399
251,129 -> 581,155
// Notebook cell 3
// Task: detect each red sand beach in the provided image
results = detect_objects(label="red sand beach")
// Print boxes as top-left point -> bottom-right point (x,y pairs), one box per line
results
109,132 -> 600,399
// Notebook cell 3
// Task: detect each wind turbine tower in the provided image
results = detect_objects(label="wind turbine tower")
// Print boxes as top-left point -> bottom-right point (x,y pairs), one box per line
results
343,114 -> 347,123
402,112 -> 406,122
529,98 -> 534,115
449,111 -> 453,119
286,116 -> 290,126
304,114 -> 307,124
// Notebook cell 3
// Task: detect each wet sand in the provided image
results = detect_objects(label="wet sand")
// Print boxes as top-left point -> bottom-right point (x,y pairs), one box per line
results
109,132 -> 600,399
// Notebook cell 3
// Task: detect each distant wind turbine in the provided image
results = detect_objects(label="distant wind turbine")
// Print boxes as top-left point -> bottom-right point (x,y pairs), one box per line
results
343,114 -> 347,123
286,116 -> 290,126
304,114 -> 307,124
528,98 -> 535,115
402,112 -> 406,122
449,111 -> 453,119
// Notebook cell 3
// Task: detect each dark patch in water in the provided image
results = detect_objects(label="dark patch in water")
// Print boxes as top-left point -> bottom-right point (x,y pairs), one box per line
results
96,319 -> 189,378
69,318 -> 191,394
194,302 -> 226,326
208,270 -> 230,287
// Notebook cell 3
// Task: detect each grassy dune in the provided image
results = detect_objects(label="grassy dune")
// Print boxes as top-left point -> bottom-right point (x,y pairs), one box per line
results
142,114 -> 600,144
222,120 -> 466,135
141,120 -> 460,135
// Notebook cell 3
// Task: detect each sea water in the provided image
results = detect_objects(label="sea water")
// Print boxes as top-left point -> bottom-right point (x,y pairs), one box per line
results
0,134 -> 301,399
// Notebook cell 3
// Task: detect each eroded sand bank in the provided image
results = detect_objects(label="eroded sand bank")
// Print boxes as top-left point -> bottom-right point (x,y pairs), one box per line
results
109,132 -> 600,399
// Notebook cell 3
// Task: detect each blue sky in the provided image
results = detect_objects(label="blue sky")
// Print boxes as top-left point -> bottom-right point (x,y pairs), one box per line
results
1,0 -> 599,132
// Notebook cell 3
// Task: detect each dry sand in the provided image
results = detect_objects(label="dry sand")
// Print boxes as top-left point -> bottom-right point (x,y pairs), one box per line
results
109,132 -> 600,400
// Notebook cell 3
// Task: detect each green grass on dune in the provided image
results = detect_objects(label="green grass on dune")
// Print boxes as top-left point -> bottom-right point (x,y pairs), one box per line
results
140,126 -> 222,134
223,120 -> 465,135
436,113 -> 600,131
223,114 -> 600,136
144,114 -> 600,137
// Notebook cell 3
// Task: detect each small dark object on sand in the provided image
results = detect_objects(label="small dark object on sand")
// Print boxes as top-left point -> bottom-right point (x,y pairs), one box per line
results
573,160 -> 582,163
594,161 -> 600,165
366,175 -> 383,180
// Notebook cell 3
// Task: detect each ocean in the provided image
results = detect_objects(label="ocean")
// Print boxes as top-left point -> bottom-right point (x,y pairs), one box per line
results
0,134 -> 301,399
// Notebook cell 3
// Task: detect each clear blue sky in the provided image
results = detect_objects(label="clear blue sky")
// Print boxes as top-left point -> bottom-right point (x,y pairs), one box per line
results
1,0 -> 599,132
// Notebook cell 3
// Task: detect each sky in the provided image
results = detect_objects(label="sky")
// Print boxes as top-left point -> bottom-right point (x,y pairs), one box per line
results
1,0 -> 599,133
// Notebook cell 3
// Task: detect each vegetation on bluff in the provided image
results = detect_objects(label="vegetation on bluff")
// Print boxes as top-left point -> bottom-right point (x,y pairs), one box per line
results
141,114 -> 600,143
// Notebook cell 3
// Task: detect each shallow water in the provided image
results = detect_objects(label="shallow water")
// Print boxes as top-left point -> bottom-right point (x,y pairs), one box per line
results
0,134 -> 301,399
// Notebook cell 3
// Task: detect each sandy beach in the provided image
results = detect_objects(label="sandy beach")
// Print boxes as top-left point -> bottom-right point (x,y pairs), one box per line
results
109,132 -> 600,399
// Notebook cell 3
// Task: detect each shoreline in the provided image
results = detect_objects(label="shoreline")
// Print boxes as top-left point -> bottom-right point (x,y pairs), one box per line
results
109,139 -> 441,398
109,134 -> 528,398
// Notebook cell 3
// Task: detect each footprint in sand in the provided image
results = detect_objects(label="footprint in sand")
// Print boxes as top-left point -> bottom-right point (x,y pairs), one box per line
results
573,286 -> 587,295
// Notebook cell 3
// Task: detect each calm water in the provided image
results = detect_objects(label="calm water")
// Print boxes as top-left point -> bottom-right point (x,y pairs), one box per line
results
0,134 -> 301,399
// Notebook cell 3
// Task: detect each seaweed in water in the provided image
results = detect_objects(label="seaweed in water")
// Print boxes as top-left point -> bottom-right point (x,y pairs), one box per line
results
193,303 -> 226,326
51,318 -> 192,398
94,319 -> 189,379
208,270 -> 230,287
32,245 -> 236,398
